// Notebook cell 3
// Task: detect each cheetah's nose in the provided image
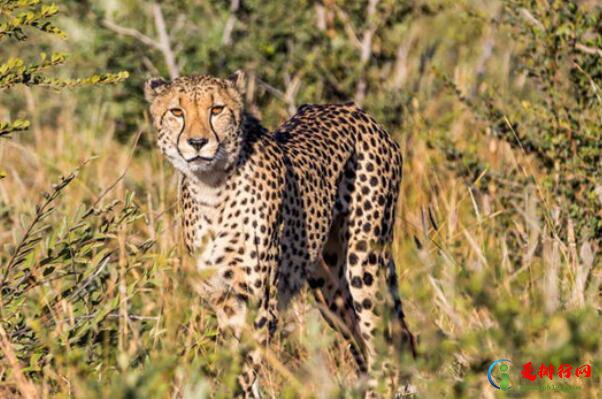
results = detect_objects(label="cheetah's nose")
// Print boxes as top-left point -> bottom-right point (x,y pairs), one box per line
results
187,137 -> 208,152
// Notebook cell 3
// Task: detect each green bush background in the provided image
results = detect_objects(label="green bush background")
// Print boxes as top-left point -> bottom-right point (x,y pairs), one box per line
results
0,0 -> 600,397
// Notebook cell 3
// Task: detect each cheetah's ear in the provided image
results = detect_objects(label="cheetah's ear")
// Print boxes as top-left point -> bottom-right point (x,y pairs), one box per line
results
228,70 -> 247,95
144,77 -> 169,102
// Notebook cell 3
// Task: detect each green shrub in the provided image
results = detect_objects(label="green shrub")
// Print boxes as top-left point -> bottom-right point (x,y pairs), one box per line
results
442,0 -> 601,246
0,0 -> 128,141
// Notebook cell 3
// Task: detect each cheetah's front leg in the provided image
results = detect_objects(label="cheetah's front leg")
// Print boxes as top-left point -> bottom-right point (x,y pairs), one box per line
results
210,275 -> 278,398
236,290 -> 278,399
207,232 -> 280,398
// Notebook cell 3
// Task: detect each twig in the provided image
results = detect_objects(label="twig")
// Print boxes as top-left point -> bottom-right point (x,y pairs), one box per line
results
67,254 -> 112,301
355,0 -> 379,104
575,43 -> 602,57
102,3 -> 179,79
333,6 -> 362,49
520,8 -> 544,30
315,2 -> 327,31
0,325 -> 37,399
141,56 -> 161,76
151,3 -> 179,79
255,77 -> 286,100
76,312 -> 160,322
572,61 -> 602,105
101,18 -> 159,50
222,0 -> 240,46
1,161 -> 88,285
255,74 -> 301,114
93,128 -> 143,207
392,41 -> 410,89
283,72 -> 302,115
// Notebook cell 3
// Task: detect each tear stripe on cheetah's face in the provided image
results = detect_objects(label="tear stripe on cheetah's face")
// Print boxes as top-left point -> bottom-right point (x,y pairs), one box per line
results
144,73 -> 246,180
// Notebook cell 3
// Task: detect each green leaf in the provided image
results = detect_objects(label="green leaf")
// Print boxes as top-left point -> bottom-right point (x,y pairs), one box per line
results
0,118 -> 30,138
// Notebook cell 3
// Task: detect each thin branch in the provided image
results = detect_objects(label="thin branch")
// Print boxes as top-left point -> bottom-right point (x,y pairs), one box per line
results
141,56 -> 161,76
2,161 -> 87,284
355,0 -> 380,104
151,3 -> 179,79
391,41 -> 410,89
315,3 -> 327,31
256,77 -> 300,114
572,61 -> 601,105
520,8 -> 544,30
93,128 -> 143,207
359,0 -> 379,64
222,0 -> 240,46
256,78 -> 287,101
102,19 -> 161,51
67,254 -> 112,302
333,6 -> 362,49
0,325 -> 37,399
102,3 -> 179,79
575,43 -> 602,57
283,72 -> 302,115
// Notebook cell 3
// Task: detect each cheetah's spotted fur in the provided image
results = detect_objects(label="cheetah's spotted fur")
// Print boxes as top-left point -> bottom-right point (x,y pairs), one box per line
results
145,72 -> 415,397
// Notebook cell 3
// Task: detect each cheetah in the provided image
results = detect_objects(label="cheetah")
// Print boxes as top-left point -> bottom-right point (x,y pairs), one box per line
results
145,71 -> 416,398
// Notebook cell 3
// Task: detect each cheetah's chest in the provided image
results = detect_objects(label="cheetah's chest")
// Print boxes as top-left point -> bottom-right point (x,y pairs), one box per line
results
180,177 -> 224,264
180,173 -> 261,275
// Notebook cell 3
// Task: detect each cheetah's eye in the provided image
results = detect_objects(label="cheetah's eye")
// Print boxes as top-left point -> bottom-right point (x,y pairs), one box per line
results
211,105 -> 225,116
170,108 -> 184,117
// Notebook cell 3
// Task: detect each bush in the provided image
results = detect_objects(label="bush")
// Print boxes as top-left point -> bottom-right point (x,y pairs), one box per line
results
0,0 -> 599,397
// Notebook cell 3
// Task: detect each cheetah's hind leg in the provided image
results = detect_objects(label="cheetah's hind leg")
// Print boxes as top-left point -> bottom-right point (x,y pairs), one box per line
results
339,168 -> 416,396
309,214 -> 368,374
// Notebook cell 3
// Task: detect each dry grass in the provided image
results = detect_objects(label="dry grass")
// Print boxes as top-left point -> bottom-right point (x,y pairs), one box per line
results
1,0 -> 600,397
0,83 -> 599,398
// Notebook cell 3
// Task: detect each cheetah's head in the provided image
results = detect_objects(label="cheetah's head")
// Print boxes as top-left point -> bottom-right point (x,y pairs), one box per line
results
145,72 -> 246,177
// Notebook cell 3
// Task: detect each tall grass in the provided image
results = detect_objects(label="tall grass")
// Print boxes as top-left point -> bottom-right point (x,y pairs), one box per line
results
0,83 -> 599,398
1,0 -> 600,398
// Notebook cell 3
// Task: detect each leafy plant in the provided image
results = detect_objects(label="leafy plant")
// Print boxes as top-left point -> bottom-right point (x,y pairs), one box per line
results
0,0 -> 128,141
441,0 -> 601,246
0,1 -> 600,397
0,166 -> 151,397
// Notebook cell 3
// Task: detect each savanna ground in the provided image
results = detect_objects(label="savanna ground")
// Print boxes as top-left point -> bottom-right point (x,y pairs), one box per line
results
0,0 -> 600,398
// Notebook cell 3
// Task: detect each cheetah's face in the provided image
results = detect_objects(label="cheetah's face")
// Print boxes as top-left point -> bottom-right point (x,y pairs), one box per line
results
145,72 -> 246,176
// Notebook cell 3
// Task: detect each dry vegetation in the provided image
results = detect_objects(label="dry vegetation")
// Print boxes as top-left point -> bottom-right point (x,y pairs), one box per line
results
1,0 -> 600,398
